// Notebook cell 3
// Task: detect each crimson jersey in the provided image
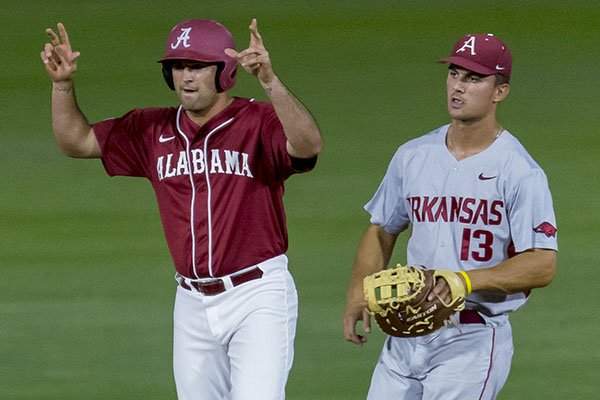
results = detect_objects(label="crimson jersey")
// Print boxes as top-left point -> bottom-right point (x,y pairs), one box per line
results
93,97 -> 316,279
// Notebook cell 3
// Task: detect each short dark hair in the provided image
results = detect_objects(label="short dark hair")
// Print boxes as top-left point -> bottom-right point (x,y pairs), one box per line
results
495,74 -> 510,86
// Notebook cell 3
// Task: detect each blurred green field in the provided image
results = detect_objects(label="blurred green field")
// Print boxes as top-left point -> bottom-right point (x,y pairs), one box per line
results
1,0 -> 599,398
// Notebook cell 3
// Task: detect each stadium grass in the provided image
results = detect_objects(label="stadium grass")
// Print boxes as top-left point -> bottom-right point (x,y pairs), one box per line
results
1,1 -> 599,398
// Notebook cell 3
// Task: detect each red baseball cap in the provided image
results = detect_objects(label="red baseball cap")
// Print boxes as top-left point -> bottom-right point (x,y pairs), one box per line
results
438,33 -> 512,80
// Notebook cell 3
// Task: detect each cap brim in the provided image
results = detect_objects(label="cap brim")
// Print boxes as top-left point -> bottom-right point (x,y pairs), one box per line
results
438,56 -> 497,76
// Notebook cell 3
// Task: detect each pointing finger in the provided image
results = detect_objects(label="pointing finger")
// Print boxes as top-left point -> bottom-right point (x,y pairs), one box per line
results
46,28 -> 60,45
249,18 -> 263,47
57,23 -> 72,47
224,48 -> 238,58
233,47 -> 263,59
249,18 -> 257,33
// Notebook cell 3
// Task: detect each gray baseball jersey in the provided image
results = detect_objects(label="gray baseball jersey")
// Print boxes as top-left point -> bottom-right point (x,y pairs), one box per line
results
365,124 -> 558,318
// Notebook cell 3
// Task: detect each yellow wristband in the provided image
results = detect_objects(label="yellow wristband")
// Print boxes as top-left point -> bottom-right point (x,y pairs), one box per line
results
459,271 -> 472,294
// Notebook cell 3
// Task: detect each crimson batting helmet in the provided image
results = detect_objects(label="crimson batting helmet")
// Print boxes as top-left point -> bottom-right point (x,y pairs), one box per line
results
158,19 -> 237,92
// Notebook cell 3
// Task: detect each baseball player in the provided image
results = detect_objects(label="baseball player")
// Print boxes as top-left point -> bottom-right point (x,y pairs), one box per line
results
41,18 -> 322,400
342,33 -> 558,399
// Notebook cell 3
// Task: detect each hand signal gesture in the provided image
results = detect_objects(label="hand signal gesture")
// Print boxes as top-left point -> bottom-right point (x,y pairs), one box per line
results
41,23 -> 81,83
225,18 -> 275,87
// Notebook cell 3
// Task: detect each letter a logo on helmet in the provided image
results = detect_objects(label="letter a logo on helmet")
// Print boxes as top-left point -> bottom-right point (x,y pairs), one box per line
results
158,19 -> 237,92
170,27 -> 192,49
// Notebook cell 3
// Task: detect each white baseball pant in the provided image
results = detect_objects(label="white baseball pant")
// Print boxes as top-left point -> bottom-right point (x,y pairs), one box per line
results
367,317 -> 514,400
173,255 -> 298,400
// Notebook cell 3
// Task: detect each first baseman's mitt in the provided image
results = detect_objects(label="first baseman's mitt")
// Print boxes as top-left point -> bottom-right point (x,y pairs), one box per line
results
363,264 -> 466,337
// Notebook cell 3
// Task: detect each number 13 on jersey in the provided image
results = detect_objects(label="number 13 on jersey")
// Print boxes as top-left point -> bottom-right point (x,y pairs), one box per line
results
461,228 -> 494,262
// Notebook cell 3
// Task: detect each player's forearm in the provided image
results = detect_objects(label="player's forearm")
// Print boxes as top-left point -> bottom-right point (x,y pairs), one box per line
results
51,80 -> 97,158
355,225 -> 398,271
346,225 -> 398,303
262,76 -> 322,158
468,248 -> 557,294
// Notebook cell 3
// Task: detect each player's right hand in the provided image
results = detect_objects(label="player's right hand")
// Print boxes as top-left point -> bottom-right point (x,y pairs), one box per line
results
41,23 -> 80,82
343,300 -> 371,346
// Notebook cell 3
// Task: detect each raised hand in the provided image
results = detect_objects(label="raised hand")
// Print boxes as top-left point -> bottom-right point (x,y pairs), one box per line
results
41,23 -> 81,82
224,18 -> 275,87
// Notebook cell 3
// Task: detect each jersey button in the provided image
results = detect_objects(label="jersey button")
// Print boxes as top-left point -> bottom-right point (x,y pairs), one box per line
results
451,167 -> 458,173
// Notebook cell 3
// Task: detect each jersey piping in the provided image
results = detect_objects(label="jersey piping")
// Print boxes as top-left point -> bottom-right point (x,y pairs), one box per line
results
175,105 -> 235,279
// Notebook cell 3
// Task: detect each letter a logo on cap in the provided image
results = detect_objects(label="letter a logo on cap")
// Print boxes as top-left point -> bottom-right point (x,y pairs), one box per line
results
438,33 -> 512,79
456,36 -> 476,56
171,27 -> 192,49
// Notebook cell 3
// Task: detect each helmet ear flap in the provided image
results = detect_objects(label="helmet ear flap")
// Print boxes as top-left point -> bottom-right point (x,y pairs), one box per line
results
162,63 -> 175,90
214,63 -> 224,93
214,62 -> 237,92
221,64 -> 237,92
214,62 -> 235,93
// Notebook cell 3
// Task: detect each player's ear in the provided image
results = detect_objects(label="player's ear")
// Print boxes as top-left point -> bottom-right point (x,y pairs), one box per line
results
493,83 -> 510,103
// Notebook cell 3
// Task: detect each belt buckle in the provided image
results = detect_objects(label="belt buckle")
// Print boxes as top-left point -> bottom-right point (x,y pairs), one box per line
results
196,278 -> 226,296
186,266 -> 264,295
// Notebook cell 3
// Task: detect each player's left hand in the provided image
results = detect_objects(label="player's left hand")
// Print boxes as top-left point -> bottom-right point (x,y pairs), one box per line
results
225,18 -> 275,88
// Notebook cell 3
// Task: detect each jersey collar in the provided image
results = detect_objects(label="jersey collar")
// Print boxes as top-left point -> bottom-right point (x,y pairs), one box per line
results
179,97 -> 252,138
